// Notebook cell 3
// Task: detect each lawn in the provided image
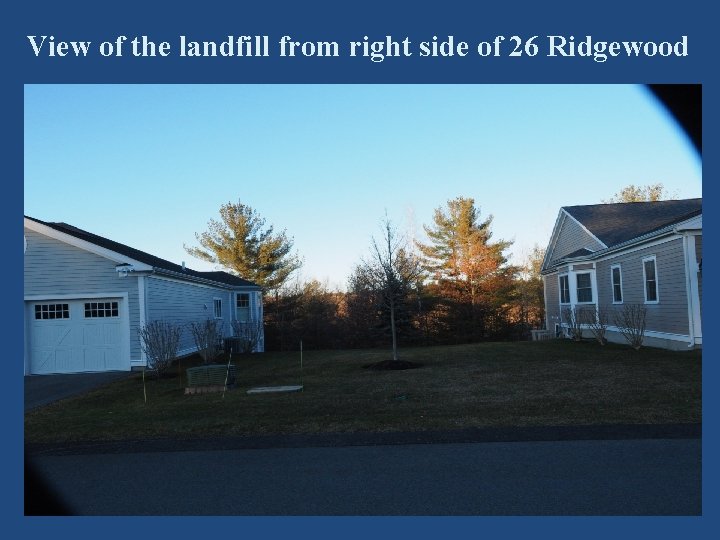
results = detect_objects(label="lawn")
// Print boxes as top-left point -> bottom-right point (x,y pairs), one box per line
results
24,340 -> 701,444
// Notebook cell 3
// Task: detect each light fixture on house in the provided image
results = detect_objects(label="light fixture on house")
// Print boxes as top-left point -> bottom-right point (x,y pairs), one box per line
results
115,264 -> 135,278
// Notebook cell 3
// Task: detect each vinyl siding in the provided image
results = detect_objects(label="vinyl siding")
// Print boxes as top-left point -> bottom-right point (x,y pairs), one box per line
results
547,213 -> 605,265
24,227 -> 142,360
596,238 -> 689,336
695,235 -> 702,312
543,273 -> 560,330
145,276 -> 237,354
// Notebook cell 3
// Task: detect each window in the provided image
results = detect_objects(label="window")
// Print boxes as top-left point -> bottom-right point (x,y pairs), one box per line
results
35,303 -> 69,320
559,275 -> 570,304
236,293 -> 250,322
576,273 -> 593,303
643,256 -> 658,303
84,301 -> 119,318
213,298 -> 223,319
611,265 -> 623,304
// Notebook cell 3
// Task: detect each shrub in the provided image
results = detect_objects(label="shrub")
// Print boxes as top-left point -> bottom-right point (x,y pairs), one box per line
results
230,319 -> 264,354
189,319 -> 223,364
138,321 -> 182,378
584,307 -> 609,345
614,304 -> 647,350
561,306 -> 583,341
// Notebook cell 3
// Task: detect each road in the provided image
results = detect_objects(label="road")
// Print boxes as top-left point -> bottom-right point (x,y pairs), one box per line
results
27,437 -> 701,515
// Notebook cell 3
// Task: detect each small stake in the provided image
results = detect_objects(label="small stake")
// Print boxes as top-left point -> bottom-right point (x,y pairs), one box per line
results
142,368 -> 147,405
223,351 -> 232,399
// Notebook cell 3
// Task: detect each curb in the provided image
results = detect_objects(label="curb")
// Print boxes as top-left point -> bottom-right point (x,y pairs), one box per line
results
25,423 -> 701,456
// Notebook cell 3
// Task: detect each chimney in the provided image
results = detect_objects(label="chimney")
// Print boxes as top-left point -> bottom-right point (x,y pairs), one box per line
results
181,261 -> 186,272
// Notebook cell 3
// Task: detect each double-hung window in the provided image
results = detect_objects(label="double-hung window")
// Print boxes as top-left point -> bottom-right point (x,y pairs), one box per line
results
575,273 -> 593,303
236,293 -> 250,322
611,265 -> 623,304
643,256 -> 659,303
213,298 -> 223,319
559,275 -> 570,304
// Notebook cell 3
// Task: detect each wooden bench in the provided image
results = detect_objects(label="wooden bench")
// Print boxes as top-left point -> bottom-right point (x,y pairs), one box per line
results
185,364 -> 236,394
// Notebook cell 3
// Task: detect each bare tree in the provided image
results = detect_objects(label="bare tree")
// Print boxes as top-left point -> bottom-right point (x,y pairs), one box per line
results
230,319 -> 264,354
359,216 -> 422,362
138,321 -> 182,378
189,319 -> 223,364
614,304 -> 647,350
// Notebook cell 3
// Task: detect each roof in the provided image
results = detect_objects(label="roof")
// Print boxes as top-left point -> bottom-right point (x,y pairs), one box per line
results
24,216 -> 259,288
563,198 -> 702,248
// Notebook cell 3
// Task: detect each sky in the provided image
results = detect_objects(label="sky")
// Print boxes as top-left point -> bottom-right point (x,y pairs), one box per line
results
24,84 -> 701,290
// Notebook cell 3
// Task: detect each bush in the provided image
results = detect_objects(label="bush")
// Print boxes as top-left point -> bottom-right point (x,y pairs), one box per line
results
138,321 -> 182,378
189,319 -> 223,364
614,304 -> 647,350
561,306 -> 583,341
584,307 -> 609,345
230,320 -> 264,354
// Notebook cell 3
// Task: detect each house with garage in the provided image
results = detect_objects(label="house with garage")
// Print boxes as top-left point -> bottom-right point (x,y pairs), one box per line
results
24,216 -> 264,375
541,198 -> 701,350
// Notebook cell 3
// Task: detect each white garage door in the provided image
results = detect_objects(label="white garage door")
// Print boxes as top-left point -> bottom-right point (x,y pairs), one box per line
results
28,298 -> 127,374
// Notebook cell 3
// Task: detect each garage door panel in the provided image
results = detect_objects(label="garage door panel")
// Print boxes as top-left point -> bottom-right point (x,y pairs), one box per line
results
28,298 -> 127,374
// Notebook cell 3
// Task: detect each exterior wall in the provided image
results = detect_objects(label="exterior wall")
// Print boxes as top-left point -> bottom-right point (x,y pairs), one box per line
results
595,237 -> 689,337
543,273 -> 560,332
144,276 -> 263,356
547,213 -> 605,264
24,227 -> 141,362
145,275 -> 236,355
696,234 -> 702,312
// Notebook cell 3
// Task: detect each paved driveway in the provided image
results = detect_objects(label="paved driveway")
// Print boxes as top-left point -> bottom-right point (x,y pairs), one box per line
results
24,371 -> 133,411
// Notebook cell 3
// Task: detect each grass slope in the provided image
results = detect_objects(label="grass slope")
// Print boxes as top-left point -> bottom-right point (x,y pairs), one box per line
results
24,340 -> 701,444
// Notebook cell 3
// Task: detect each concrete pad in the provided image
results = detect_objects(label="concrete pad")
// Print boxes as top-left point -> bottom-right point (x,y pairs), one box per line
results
246,385 -> 303,394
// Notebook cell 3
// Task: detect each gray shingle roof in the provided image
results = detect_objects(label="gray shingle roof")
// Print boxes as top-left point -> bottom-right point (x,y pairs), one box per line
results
563,198 -> 702,248
25,216 -> 259,288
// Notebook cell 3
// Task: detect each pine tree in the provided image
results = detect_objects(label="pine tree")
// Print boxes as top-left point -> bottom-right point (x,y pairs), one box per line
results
185,201 -> 301,292
417,197 -> 514,341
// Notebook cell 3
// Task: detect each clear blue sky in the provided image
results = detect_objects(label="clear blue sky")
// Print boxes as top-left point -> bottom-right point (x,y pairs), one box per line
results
24,84 -> 701,289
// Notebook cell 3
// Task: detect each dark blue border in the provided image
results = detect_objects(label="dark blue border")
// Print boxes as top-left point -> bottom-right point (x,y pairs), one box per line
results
7,0 -> 715,537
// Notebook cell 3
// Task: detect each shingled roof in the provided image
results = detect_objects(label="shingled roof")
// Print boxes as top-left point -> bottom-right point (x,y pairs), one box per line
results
563,198 -> 702,248
24,216 -> 259,288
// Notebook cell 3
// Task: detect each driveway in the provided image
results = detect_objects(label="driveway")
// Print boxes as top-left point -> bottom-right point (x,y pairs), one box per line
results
24,371 -> 133,411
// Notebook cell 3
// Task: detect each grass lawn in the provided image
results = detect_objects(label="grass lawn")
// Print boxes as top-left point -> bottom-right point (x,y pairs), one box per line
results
24,340 -> 701,444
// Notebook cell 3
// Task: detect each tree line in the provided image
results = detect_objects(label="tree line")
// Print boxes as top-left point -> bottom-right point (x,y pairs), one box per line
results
186,197 -> 545,352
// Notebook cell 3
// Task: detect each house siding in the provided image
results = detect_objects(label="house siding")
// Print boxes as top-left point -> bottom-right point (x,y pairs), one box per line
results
547,213 -> 605,265
596,238 -> 689,336
543,273 -> 560,332
24,227 -> 141,360
696,235 -> 702,312
145,275 -> 237,355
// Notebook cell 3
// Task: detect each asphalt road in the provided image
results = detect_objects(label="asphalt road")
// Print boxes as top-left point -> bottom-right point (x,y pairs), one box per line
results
27,437 -> 701,515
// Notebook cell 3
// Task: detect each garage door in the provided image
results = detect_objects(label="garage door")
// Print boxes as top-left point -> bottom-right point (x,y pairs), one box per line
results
28,298 -> 127,374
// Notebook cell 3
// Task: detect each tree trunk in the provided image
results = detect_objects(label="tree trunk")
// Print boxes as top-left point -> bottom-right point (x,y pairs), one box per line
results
390,297 -> 398,361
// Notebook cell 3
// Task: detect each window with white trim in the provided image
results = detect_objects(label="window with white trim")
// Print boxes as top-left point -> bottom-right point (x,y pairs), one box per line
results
236,293 -> 250,322
559,275 -> 570,304
213,298 -> 223,319
35,303 -> 70,320
84,301 -> 119,318
575,272 -> 593,303
611,265 -> 623,304
643,256 -> 659,303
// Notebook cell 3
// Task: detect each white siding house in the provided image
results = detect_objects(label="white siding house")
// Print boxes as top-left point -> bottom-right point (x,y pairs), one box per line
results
541,199 -> 702,350
24,216 -> 263,375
